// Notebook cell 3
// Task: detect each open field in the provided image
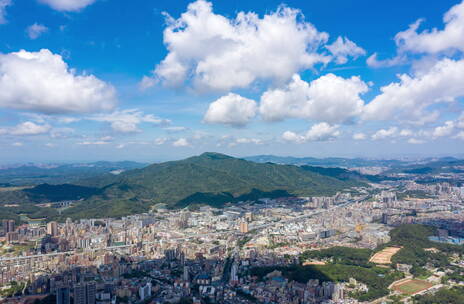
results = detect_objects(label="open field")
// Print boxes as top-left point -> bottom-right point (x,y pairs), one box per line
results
391,279 -> 434,295
369,246 -> 402,264
0,186 -> 32,192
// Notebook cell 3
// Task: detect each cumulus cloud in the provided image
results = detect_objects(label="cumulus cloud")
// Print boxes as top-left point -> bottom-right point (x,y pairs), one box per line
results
371,127 -> 398,140
0,49 -> 116,114
145,0 -> 332,91
455,131 -> 464,140
368,1 -> 464,68
163,126 -> 188,133
432,120 -> 455,138
0,0 -> 11,24
154,137 -> 168,145
38,0 -> 96,12
366,53 -> 407,68
26,23 -> 48,39
408,138 -> 426,144
282,122 -> 340,143
399,129 -> 414,137
1,121 -> 51,136
78,141 -> 110,145
172,138 -> 190,147
227,137 -> 263,147
91,109 -> 170,133
12,142 -> 23,147
363,58 -> 464,123
203,93 -> 257,127
326,36 -> 365,64
260,73 -> 367,124
352,132 -> 366,140
457,113 -> 464,128
395,1 -> 464,54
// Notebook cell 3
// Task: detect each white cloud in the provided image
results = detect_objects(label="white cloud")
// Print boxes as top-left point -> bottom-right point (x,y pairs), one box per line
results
78,141 -> 110,145
163,126 -> 188,133
9,121 -> 51,136
146,0 -> 331,91
395,1 -> 464,54
408,138 -> 426,144
38,0 -> 96,12
455,131 -> 464,140
363,58 -> 464,123
326,36 -> 365,64
371,127 -> 398,140
0,0 -> 11,24
58,117 -> 80,124
12,142 -> 23,147
228,137 -> 263,147
26,23 -> 48,39
91,109 -> 170,133
0,49 -> 116,114
366,53 -> 406,68
172,138 -> 190,147
457,113 -> 464,128
260,73 -> 367,124
399,129 -> 413,137
50,127 -> 74,139
352,132 -> 366,140
154,137 -> 168,145
432,120 -> 455,138
282,122 -> 340,143
203,93 -> 257,127
139,76 -> 157,91
368,2 -> 464,67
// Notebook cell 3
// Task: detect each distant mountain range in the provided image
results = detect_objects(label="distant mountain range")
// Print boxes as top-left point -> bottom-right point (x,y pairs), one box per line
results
244,155 -> 407,168
244,155 -> 463,169
0,161 -> 147,186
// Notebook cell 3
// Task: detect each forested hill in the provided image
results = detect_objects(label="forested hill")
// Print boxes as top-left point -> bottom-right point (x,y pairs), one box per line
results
61,152 -> 366,219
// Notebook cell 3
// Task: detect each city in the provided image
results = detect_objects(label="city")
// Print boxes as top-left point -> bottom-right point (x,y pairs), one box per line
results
1,162 -> 464,303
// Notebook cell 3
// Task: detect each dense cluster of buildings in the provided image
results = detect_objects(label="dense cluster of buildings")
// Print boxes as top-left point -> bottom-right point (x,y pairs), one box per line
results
0,180 -> 463,303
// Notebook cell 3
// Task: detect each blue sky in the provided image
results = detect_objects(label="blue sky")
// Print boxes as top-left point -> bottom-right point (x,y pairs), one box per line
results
0,0 -> 464,163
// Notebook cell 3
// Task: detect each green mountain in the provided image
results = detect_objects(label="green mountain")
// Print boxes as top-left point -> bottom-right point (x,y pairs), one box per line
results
61,152 -> 366,219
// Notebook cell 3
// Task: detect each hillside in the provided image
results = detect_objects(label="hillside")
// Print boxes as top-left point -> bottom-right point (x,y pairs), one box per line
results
62,153 -> 366,219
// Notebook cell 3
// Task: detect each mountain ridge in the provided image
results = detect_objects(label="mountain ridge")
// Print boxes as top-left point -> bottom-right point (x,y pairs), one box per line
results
60,152 -> 366,219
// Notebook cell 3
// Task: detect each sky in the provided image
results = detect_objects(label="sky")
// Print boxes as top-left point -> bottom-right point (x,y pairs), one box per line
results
1,0 -> 464,163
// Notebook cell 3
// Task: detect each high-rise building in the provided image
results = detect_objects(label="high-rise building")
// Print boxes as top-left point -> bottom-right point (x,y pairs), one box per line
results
86,282 -> 96,304
381,213 -> 389,225
183,265 -> 190,282
56,286 -> 71,304
73,284 -> 86,304
2,219 -> 15,233
332,283 -> 344,301
47,221 -> 59,236
6,232 -> 19,244
230,263 -> 238,284
139,282 -> 152,301
239,221 -> 248,233
73,282 -> 96,304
